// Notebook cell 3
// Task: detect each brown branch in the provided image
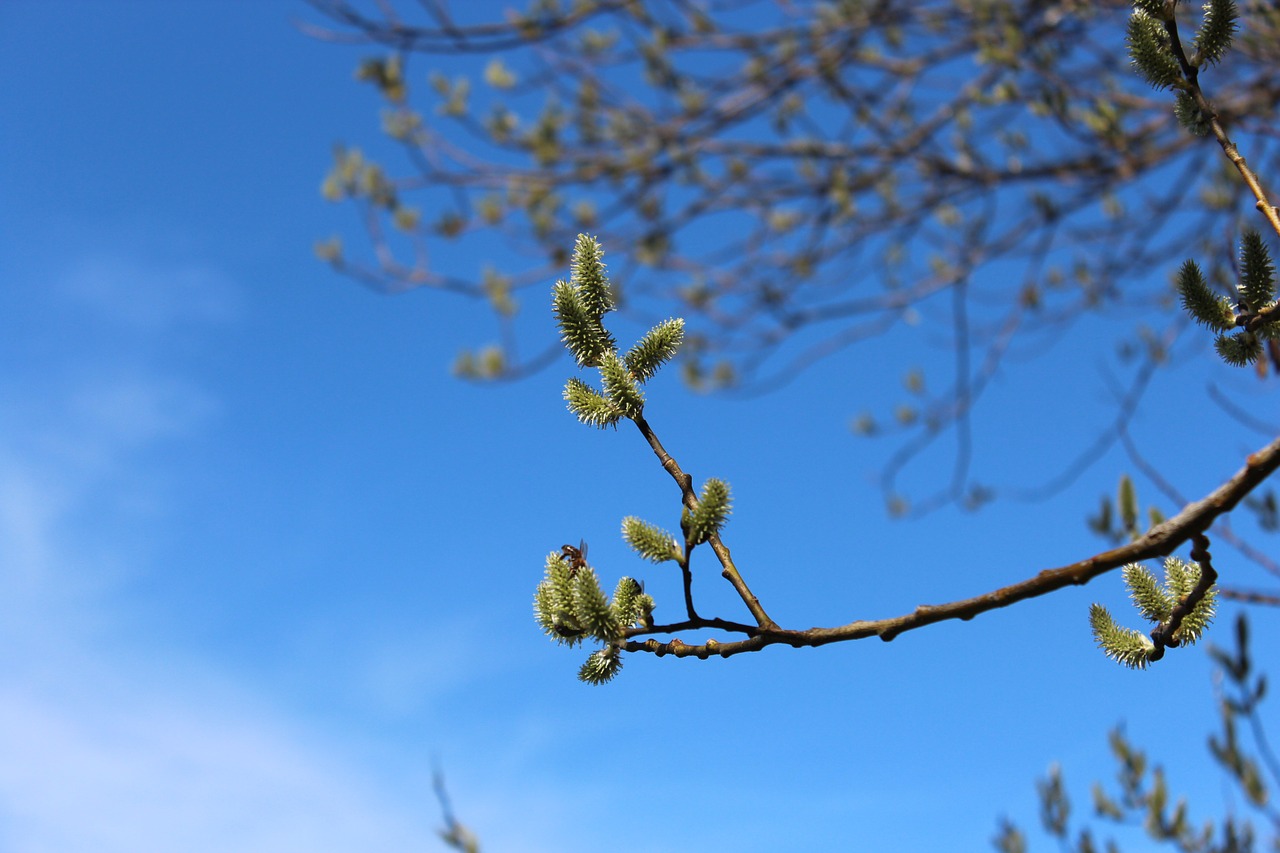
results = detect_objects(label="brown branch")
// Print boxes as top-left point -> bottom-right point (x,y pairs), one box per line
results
624,432 -> 1280,660
1218,586 -> 1280,607
1149,533 -> 1217,656
625,616 -> 759,638
301,0 -> 626,53
1162,13 -> 1280,241
1119,398 -> 1280,582
311,0 -> 1249,404
630,413 -> 778,630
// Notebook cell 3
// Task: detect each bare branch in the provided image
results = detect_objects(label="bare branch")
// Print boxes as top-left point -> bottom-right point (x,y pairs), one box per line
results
624,431 -> 1280,660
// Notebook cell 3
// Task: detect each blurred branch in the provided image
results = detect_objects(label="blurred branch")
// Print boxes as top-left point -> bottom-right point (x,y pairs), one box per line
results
306,0 -> 1280,518
1217,586 -> 1280,606
999,613 -> 1280,850
433,768 -> 480,853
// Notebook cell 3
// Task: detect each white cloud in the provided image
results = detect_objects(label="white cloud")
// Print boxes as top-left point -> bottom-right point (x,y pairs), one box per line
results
58,256 -> 241,330
0,669 -> 434,853
0,367 -> 218,636
67,376 -> 218,449
0,253 -> 452,853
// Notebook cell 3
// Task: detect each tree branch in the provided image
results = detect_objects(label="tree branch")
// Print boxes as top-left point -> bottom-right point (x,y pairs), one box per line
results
1162,12 -> 1280,240
624,432 -> 1280,660
630,413 -> 777,630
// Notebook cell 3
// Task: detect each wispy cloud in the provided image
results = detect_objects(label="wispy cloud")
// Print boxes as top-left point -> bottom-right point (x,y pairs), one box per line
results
58,255 -> 242,330
0,251 -> 453,853
0,666 -> 435,853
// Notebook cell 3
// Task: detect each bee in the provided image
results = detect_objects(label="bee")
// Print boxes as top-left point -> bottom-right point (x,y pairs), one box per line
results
560,539 -> 589,575
552,619 -> 584,640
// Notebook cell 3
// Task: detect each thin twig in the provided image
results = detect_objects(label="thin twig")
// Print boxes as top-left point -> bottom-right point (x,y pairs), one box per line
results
1149,533 -> 1216,656
433,768 -> 479,853
1162,13 -> 1280,240
631,413 -> 777,630
1217,587 -> 1280,607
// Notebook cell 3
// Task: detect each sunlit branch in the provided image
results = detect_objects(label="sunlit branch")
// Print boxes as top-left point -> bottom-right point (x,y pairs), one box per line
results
624,432 -> 1280,660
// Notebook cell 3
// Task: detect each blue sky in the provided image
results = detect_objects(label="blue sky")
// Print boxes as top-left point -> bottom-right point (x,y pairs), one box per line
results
2,2 -> 1277,851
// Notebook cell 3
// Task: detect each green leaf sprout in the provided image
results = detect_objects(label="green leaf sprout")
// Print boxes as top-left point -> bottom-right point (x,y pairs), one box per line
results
1090,557 -> 1217,669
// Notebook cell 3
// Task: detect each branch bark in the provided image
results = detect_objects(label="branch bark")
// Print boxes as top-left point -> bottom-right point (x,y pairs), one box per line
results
624,432 -> 1280,660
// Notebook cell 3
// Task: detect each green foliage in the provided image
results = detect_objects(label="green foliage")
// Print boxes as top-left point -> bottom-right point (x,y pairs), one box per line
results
533,549 -> 655,684
1164,557 -> 1218,644
554,234 -> 680,407
1213,329 -> 1262,366
1085,495 -> 1114,542
1121,563 -> 1167,622
553,278 -> 612,368
429,72 -> 470,117
1176,259 -> 1234,332
1238,229 -> 1276,311
1004,617 -> 1276,850
1176,224 -> 1280,369
1087,474 -> 1164,545
578,646 -> 623,685
453,346 -> 507,380
1172,91 -> 1211,136
321,146 -> 397,208
572,564 -> 620,643
435,772 -> 481,853
599,351 -> 646,419
1125,0 -> 1235,141
481,267 -> 517,317
563,376 -> 622,428
538,235 -> 706,682
483,58 -> 517,89
684,478 -> 732,546
1117,475 -> 1138,538
621,516 -> 680,563
569,233 -> 614,320
624,318 -> 685,383
1123,555 -> 1218,643
991,821 -> 1027,853
1207,618 -> 1270,808
533,551 -> 584,645
1194,0 -> 1239,66
609,576 -> 652,629
1037,765 -> 1070,838
313,235 -> 343,264
1090,557 -> 1216,669
1127,9 -> 1183,90
355,54 -> 406,102
1131,0 -> 1170,20
1089,603 -> 1155,670
320,0 -> 1280,413
319,0 -> 1280,841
